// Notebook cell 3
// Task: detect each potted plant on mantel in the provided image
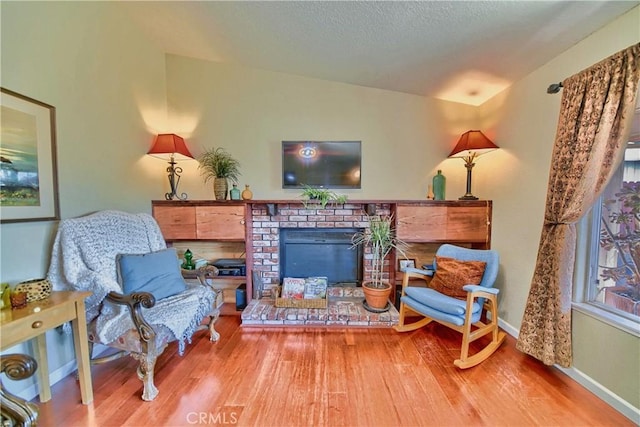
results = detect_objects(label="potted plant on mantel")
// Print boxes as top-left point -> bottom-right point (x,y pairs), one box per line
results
197,147 -> 241,201
300,185 -> 347,209
599,181 -> 640,316
351,214 -> 408,311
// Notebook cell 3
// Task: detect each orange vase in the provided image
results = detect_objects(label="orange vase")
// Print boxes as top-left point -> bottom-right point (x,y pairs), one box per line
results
241,184 -> 253,200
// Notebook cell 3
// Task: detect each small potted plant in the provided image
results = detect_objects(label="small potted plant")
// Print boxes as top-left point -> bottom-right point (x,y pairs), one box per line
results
300,185 -> 347,209
599,181 -> 640,315
197,147 -> 241,200
351,214 -> 408,310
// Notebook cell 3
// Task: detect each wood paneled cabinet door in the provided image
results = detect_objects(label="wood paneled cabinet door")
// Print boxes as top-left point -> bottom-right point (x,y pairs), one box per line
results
152,206 -> 197,240
195,206 -> 245,240
396,202 -> 491,248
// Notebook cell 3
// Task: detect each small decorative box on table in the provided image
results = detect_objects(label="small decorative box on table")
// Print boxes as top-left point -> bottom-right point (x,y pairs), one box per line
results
274,277 -> 328,309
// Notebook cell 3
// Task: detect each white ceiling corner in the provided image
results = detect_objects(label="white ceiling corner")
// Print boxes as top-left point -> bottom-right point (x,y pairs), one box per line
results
119,1 -> 639,106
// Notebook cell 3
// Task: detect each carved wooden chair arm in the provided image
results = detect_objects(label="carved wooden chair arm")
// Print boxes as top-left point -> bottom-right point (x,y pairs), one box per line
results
1,354 -> 37,382
1,354 -> 39,427
196,265 -> 220,288
106,291 -> 156,343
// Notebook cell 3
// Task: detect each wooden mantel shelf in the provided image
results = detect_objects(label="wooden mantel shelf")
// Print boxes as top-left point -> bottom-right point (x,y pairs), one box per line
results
152,199 -> 492,219
152,199 -> 491,206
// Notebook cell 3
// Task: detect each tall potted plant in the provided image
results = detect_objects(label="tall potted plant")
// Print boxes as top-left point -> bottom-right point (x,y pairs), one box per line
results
599,181 -> 640,315
351,214 -> 408,310
197,147 -> 241,200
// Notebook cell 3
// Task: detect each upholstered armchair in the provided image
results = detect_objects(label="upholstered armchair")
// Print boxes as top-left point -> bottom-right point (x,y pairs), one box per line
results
1,354 -> 39,427
395,244 -> 506,368
47,210 -> 221,401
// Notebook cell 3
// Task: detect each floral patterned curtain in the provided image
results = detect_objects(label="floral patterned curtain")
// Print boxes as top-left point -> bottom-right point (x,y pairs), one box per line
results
516,43 -> 640,367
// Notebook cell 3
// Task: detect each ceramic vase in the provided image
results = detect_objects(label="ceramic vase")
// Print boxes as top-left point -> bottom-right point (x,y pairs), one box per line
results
230,184 -> 241,200
433,170 -> 446,200
241,184 -> 253,200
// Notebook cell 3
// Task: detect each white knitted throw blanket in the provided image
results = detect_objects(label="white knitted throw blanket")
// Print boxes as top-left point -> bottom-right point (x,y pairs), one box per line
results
47,210 -> 216,355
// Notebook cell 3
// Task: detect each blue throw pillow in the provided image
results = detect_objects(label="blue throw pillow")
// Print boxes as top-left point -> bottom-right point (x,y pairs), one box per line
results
116,248 -> 186,301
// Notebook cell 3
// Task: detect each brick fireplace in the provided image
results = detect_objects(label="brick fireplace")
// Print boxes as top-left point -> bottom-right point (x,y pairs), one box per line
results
249,202 -> 392,294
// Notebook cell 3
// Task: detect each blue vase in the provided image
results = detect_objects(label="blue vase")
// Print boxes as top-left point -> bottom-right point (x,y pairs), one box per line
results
433,170 -> 446,200
230,184 -> 241,200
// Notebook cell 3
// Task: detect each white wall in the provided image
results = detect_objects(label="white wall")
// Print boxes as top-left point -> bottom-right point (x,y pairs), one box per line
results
0,1 -> 168,396
479,6 -> 640,411
164,54 -> 479,202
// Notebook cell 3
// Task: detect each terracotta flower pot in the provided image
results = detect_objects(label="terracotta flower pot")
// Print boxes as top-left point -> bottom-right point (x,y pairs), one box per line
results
362,281 -> 392,310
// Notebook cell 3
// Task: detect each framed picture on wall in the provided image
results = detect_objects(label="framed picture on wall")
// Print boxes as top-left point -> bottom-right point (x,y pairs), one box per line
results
1,88 -> 59,223
398,258 -> 416,271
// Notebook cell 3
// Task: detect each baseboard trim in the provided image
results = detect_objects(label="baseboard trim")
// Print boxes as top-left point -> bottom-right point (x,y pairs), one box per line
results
498,318 -> 520,338
498,318 -> 640,424
18,358 -> 78,402
15,343 -> 111,402
556,365 -> 640,423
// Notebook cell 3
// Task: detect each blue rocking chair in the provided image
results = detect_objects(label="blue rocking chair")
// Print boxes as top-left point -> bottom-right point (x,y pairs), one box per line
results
394,244 -> 506,368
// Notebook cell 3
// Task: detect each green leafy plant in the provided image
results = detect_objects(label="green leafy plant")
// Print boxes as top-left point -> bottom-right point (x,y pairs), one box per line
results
197,147 -> 241,184
351,215 -> 408,289
300,185 -> 347,208
599,181 -> 640,301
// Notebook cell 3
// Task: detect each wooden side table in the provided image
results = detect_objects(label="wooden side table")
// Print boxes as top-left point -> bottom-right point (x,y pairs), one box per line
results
0,291 -> 93,404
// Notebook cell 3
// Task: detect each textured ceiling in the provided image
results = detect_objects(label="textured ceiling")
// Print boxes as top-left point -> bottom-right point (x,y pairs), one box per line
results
120,1 -> 639,105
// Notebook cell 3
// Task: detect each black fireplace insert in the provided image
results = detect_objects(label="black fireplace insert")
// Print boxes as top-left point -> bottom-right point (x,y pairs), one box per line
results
279,228 -> 363,286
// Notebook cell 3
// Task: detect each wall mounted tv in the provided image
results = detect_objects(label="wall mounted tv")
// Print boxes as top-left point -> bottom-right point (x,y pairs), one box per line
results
282,141 -> 361,189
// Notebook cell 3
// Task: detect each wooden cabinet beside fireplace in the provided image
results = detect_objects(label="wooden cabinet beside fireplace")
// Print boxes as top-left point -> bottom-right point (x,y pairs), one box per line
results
152,201 -> 248,312
152,202 -> 246,241
392,200 -> 492,303
395,200 -> 491,249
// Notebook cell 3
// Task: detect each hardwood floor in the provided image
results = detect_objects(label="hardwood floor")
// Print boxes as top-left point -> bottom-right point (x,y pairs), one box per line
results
36,315 -> 633,427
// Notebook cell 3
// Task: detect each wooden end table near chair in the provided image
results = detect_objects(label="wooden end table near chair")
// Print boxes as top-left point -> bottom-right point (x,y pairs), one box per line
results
0,291 -> 94,407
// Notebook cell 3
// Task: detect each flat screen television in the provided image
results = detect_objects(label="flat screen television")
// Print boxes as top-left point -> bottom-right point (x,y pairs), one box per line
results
282,141 -> 361,189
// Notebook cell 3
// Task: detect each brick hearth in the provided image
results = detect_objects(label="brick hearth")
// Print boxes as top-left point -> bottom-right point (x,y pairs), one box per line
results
241,286 -> 399,327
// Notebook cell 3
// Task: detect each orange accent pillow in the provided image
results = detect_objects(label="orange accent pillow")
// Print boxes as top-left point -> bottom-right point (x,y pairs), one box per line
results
428,256 -> 487,299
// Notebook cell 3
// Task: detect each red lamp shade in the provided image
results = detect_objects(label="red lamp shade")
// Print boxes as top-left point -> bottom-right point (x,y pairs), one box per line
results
147,134 -> 193,201
448,130 -> 499,201
147,134 -> 194,161
448,130 -> 499,159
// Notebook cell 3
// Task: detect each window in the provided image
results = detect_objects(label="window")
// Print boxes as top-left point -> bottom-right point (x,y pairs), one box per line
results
581,110 -> 640,332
